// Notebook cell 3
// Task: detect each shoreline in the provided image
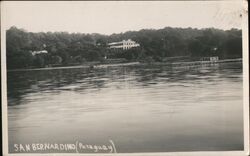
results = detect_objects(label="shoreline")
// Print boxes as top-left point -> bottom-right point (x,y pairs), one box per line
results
7,62 -> 141,72
7,58 -> 242,72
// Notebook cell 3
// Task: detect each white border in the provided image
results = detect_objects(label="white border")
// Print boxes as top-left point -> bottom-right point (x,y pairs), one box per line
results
242,0 -> 249,155
1,1 -> 9,155
1,1 -> 249,156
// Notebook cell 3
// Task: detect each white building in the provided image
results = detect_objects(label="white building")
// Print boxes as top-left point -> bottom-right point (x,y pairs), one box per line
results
200,56 -> 219,62
30,50 -> 48,56
108,39 -> 140,50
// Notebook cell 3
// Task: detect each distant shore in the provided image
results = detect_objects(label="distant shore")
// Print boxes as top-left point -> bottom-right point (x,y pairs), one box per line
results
7,58 -> 242,72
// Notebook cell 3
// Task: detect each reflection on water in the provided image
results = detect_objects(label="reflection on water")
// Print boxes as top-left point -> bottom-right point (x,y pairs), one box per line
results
8,62 -> 243,153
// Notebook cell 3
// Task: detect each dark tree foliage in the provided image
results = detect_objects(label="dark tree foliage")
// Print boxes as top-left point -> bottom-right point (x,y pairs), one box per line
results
6,26 -> 242,69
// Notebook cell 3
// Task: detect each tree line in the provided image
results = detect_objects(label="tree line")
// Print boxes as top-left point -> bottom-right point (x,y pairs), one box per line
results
6,26 -> 242,69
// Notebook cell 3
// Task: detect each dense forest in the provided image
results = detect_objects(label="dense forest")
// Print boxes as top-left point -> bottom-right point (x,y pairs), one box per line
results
6,26 -> 242,69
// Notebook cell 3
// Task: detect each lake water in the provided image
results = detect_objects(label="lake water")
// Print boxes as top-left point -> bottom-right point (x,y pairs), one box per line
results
7,62 -> 243,153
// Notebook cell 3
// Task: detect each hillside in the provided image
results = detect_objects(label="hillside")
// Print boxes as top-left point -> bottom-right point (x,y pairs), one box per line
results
6,26 -> 242,69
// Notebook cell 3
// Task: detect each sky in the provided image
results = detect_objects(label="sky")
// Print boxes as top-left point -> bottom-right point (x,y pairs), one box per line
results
1,1 -> 245,35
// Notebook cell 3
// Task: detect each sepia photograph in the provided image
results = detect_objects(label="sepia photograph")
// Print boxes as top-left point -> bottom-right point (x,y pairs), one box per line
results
1,1 -> 249,155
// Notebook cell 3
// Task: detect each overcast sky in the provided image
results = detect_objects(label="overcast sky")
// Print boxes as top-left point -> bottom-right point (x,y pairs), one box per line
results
2,1 -> 244,35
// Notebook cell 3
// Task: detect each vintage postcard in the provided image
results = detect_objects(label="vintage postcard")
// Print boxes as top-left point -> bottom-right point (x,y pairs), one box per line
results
1,1 -> 249,156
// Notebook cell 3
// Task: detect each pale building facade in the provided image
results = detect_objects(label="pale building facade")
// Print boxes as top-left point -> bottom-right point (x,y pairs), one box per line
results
30,50 -> 48,56
108,39 -> 140,50
200,56 -> 219,62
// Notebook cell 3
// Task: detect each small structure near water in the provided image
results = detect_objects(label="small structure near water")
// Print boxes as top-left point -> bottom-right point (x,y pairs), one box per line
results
200,56 -> 219,62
